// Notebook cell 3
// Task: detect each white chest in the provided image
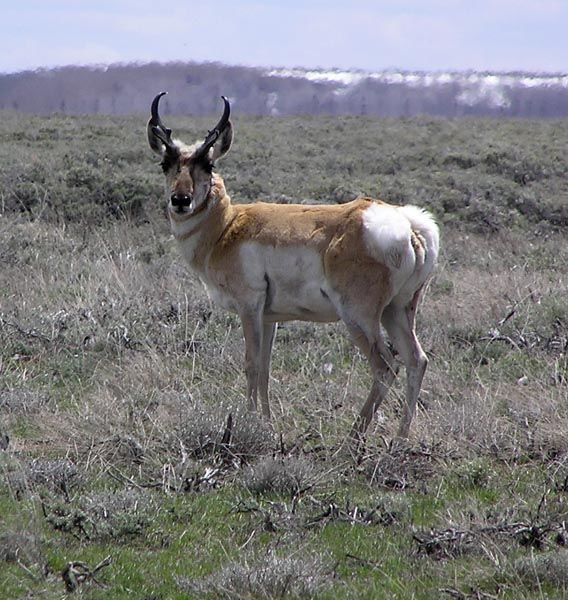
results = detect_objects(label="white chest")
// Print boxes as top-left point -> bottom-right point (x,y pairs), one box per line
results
203,279 -> 241,313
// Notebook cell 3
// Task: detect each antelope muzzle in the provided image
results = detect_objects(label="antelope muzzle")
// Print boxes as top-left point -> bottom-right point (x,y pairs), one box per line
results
170,192 -> 192,211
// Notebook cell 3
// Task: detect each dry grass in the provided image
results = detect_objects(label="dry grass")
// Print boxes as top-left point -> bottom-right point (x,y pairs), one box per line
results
2,219 -> 566,462
511,550 -> 568,589
1,114 -> 568,598
243,455 -> 321,496
178,548 -> 335,599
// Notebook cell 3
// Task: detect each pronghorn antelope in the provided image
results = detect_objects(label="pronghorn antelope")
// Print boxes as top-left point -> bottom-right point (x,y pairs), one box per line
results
147,93 -> 439,439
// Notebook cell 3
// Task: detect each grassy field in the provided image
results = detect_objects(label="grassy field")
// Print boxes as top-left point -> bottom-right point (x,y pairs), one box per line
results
0,111 -> 567,598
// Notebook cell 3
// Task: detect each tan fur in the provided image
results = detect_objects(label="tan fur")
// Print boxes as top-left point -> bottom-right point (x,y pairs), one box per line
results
214,199 -> 376,265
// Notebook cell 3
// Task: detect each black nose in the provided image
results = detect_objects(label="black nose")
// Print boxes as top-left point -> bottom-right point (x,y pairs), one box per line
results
171,193 -> 192,208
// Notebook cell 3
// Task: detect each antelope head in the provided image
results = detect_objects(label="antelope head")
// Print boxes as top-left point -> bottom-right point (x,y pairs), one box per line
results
147,92 -> 233,217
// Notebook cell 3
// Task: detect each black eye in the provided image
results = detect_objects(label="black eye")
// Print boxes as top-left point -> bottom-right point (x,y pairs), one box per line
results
160,154 -> 178,173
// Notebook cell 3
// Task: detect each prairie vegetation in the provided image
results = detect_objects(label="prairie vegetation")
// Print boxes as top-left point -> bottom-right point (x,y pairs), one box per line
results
0,111 -> 567,598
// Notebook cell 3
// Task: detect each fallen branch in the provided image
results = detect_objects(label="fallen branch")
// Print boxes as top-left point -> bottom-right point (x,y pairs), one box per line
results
61,555 -> 112,592
414,517 -> 567,559
0,315 -> 51,343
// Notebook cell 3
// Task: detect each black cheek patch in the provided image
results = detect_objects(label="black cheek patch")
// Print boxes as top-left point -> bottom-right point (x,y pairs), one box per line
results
161,152 -> 179,173
198,156 -> 214,174
188,159 -> 214,180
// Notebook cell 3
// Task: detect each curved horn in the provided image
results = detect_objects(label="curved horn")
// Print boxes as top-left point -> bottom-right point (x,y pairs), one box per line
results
194,96 -> 231,160
148,91 -> 177,154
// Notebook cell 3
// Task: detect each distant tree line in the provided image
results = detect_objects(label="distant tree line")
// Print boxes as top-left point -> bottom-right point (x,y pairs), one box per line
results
1,61 -> 567,117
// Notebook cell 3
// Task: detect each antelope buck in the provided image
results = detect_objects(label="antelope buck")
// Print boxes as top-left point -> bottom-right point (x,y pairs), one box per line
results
147,93 -> 440,440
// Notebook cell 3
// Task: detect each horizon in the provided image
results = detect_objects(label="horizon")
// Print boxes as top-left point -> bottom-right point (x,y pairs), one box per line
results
4,59 -> 568,119
4,59 -> 567,79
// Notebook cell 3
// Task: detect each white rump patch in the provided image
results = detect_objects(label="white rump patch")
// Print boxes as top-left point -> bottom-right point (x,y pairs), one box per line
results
361,204 -> 413,269
397,205 -> 440,260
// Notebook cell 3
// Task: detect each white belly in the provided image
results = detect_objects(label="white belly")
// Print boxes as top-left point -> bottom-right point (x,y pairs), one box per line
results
240,243 -> 339,322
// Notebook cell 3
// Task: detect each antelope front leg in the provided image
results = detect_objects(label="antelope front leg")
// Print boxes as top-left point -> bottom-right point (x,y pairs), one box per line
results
240,310 -> 264,413
258,322 -> 277,419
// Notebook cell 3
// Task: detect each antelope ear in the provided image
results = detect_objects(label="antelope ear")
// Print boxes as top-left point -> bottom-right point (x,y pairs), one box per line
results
211,121 -> 233,162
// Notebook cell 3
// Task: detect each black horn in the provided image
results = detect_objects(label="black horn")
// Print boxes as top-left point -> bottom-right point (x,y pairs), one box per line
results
194,96 -> 231,160
148,91 -> 177,154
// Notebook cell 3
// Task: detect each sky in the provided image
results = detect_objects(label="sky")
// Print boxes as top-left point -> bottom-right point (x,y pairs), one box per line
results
1,0 -> 567,75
